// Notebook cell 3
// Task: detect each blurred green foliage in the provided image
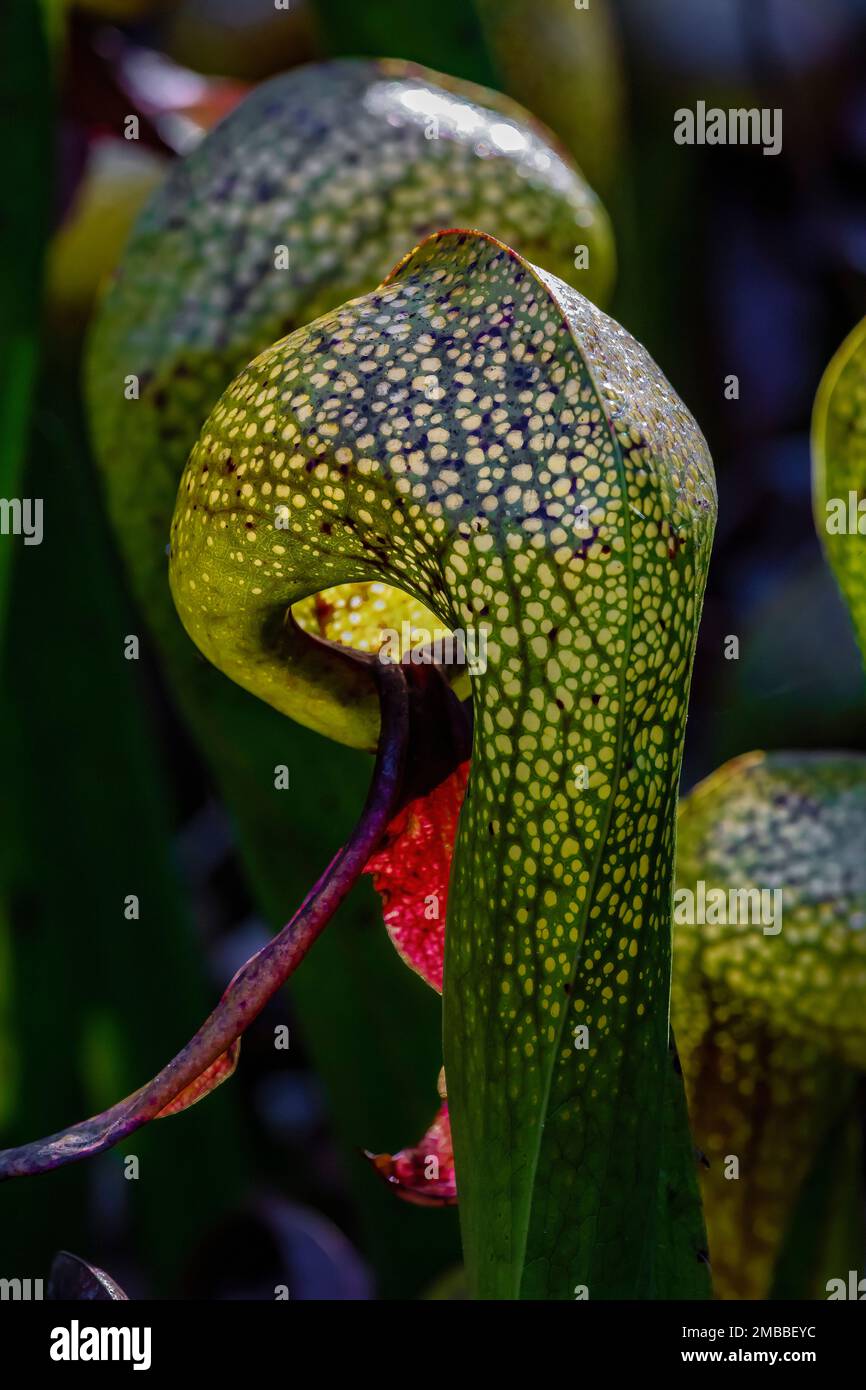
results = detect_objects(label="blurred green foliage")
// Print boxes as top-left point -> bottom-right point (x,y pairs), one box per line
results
0,367 -> 247,1292
311,0 -> 497,87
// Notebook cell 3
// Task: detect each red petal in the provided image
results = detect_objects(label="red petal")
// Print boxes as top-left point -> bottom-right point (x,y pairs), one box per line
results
365,1103 -> 456,1206
155,1039 -> 240,1118
364,761 -> 470,993
154,962 -> 248,1118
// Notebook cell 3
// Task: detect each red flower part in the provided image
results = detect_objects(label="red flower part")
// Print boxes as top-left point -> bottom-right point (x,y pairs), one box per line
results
364,761 -> 470,994
155,1038 -> 241,1117
365,1102 -> 456,1207
362,761 -> 470,1204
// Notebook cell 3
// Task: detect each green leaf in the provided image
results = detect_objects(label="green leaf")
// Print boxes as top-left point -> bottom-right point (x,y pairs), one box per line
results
169,228 -> 716,1299
812,315 -> 866,667
673,750 -> 866,1298
656,1035 -> 713,1299
86,60 -> 613,1294
87,60 -> 613,692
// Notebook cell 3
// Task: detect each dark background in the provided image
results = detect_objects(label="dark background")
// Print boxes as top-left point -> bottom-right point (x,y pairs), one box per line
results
1,0 -> 864,1299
